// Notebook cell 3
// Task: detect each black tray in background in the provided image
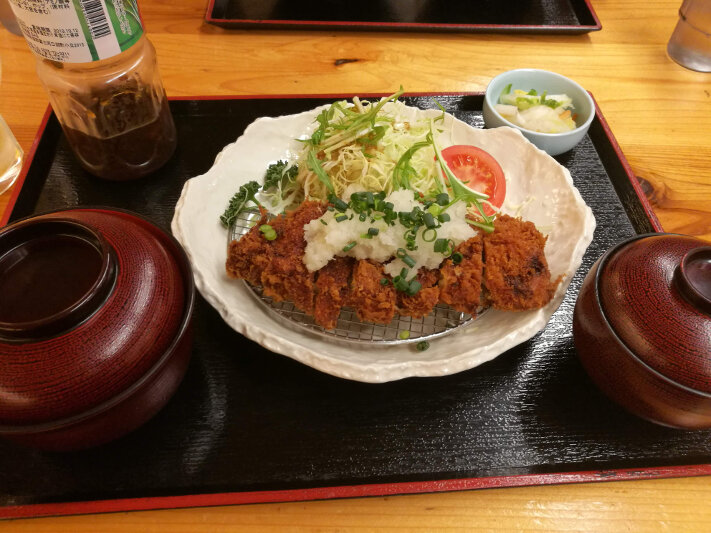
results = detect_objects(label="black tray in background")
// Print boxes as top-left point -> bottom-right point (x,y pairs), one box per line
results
3,94 -> 710,520
205,0 -> 602,33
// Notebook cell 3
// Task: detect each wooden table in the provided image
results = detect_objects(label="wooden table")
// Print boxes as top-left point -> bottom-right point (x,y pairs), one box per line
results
1,0 -> 710,530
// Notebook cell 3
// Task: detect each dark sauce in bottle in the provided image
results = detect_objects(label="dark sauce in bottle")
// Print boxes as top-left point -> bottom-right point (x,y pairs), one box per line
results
62,97 -> 176,181
35,34 -> 177,182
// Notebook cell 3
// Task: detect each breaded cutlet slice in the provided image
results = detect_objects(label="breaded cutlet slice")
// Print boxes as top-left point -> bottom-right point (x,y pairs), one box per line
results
397,268 -> 441,319
483,214 -> 558,311
347,259 -> 396,325
313,256 -> 354,330
260,201 -> 326,314
438,235 -> 484,315
225,211 -> 271,286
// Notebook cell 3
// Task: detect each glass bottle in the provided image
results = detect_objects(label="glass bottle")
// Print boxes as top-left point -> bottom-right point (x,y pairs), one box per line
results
8,0 -> 176,181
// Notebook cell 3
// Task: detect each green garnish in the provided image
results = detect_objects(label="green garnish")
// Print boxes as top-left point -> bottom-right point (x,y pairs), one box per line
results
220,180 -> 262,228
259,224 -> 277,241
307,150 -> 335,193
416,341 -> 430,351
406,280 -> 421,296
434,238 -> 455,256
342,241 -> 357,252
392,140 -> 431,190
435,193 -> 450,206
396,248 -> 416,268
263,160 -> 298,191
399,330 -> 410,340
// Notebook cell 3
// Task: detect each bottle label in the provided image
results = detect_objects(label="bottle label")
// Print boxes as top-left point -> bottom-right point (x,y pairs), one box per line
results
8,0 -> 144,63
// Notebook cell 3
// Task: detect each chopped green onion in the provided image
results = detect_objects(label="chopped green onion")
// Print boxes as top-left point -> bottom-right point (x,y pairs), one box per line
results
437,213 -> 450,223
342,241 -> 356,252
435,193 -> 450,206
427,204 -> 441,217
422,228 -> 437,242
407,280 -> 422,295
433,238 -> 454,256
368,227 -> 379,236
259,224 -> 277,241
452,252 -> 463,264
399,330 -> 410,340
502,83 -> 512,95
416,341 -> 430,352
380,278 -> 389,285
394,277 -> 410,292
335,214 -> 348,222
320,219 -> 328,225
423,212 -> 437,229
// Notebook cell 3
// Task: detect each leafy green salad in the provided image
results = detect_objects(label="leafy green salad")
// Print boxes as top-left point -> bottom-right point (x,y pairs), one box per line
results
220,89 -> 495,235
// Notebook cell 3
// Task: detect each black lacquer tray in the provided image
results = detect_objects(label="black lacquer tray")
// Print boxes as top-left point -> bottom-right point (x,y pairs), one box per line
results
2,94 -> 710,520
205,0 -> 602,33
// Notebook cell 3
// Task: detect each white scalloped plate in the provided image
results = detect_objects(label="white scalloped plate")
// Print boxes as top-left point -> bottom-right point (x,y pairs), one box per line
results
171,100 -> 595,383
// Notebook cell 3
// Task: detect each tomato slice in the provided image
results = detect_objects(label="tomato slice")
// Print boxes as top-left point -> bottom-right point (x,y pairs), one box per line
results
440,145 -> 506,216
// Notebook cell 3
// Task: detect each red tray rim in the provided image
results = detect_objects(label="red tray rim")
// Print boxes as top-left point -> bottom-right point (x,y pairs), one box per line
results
3,464 -> 710,519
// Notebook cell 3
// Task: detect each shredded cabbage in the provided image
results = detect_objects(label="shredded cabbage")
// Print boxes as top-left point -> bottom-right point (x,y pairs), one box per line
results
290,96 -> 444,202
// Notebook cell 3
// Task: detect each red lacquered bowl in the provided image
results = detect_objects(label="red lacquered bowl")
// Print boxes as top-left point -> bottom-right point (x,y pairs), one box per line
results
573,233 -> 711,429
0,208 -> 195,451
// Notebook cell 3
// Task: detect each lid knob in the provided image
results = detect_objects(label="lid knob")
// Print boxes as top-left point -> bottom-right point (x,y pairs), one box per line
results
675,246 -> 711,315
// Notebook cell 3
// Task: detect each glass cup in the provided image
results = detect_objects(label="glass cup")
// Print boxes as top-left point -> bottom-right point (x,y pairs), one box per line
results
667,0 -> 711,72
0,0 -> 22,36
0,115 -> 23,195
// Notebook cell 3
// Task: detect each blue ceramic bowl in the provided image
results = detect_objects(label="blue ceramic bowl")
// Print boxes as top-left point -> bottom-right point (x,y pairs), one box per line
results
482,69 -> 595,156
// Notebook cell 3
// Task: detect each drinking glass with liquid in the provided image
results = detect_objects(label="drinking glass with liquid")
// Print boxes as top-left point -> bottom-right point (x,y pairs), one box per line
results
0,115 -> 22,196
667,0 -> 711,72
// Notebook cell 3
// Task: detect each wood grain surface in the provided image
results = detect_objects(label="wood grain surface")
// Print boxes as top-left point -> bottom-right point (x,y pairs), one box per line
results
1,0 -> 710,530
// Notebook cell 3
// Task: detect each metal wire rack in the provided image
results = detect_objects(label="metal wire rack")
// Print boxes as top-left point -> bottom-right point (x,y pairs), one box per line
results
229,208 -> 476,345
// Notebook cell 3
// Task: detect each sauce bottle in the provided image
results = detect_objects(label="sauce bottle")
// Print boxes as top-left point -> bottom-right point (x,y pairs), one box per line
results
8,0 -> 176,181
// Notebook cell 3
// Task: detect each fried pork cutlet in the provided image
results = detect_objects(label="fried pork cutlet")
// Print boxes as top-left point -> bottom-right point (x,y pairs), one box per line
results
226,201 -> 326,314
397,268 -> 440,319
348,259 -> 396,325
259,201 -> 326,314
313,256 -> 354,330
483,214 -> 559,311
438,235 -> 484,315
225,211 -> 271,286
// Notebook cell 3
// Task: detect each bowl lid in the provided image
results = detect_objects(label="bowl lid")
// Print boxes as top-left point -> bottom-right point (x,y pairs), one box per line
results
598,233 -> 711,392
0,209 -> 188,425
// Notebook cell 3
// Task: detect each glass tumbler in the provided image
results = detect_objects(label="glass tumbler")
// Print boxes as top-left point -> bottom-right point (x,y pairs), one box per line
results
0,115 -> 23,195
667,0 -> 711,72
